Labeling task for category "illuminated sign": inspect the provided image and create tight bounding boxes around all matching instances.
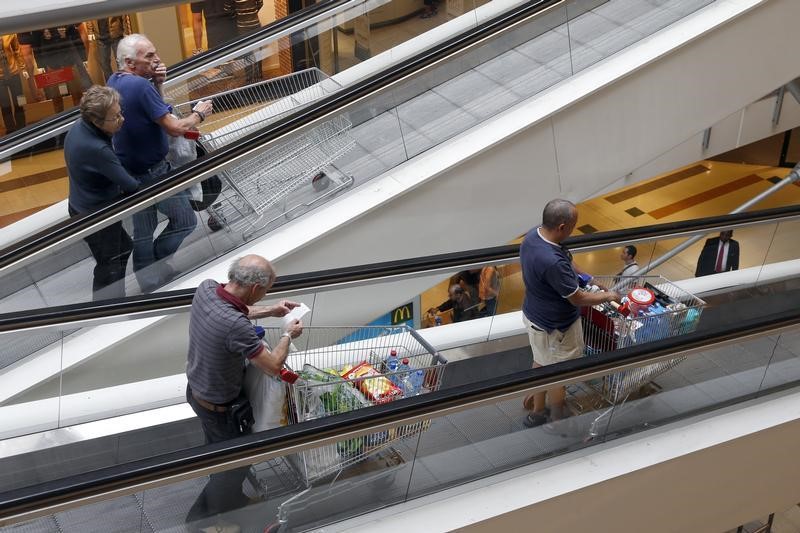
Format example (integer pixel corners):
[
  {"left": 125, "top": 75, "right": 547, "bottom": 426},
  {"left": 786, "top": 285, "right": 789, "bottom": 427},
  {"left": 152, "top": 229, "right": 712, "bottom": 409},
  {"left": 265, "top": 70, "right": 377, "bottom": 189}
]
[{"left": 391, "top": 303, "right": 413, "bottom": 325}]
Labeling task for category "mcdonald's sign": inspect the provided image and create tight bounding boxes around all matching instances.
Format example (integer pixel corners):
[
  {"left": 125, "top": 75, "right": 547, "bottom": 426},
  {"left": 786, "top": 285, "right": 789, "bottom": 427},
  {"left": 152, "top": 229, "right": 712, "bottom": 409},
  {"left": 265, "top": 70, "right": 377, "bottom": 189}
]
[{"left": 391, "top": 302, "right": 414, "bottom": 325}]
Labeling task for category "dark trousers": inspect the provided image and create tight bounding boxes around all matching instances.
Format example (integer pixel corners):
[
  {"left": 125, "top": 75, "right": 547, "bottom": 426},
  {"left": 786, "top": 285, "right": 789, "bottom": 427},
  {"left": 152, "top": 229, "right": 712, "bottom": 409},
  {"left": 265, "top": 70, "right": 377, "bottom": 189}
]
[
  {"left": 69, "top": 206, "right": 132, "bottom": 300},
  {"left": 0, "top": 75, "right": 25, "bottom": 133},
  {"left": 186, "top": 385, "right": 251, "bottom": 526}
]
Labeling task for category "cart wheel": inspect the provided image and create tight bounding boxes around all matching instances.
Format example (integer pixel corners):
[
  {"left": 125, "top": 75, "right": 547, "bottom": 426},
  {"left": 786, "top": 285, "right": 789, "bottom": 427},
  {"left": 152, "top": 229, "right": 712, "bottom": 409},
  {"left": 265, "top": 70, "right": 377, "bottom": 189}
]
[
  {"left": 311, "top": 172, "right": 330, "bottom": 192},
  {"left": 207, "top": 214, "right": 223, "bottom": 232}
]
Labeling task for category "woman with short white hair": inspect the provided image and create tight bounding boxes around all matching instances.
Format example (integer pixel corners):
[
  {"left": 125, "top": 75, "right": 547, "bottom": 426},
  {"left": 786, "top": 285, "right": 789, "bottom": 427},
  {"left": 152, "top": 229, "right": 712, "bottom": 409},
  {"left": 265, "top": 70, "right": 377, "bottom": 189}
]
[{"left": 64, "top": 85, "right": 139, "bottom": 300}]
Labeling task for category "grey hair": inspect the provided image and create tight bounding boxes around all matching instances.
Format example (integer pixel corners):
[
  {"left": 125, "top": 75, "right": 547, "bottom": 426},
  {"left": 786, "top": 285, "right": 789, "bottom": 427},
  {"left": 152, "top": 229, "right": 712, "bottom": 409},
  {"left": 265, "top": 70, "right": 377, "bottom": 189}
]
[
  {"left": 228, "top": 257, "right": 275, "bottom": 288},
  {"left": 79, "top": 85, "right": 120, "bottom": 124},
  {"left": 542, "top": 199, "right": 577, "bottom": 230},
  {"left": 116, "top": 33, "right": 150, "bottom": 68}
]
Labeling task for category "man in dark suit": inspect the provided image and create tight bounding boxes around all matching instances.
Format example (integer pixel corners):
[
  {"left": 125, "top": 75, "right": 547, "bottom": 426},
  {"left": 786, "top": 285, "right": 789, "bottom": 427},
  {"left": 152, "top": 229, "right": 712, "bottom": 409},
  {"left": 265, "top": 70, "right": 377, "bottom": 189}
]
[{"left": 695, "top": 230, "right": 740, "bottom": 277}]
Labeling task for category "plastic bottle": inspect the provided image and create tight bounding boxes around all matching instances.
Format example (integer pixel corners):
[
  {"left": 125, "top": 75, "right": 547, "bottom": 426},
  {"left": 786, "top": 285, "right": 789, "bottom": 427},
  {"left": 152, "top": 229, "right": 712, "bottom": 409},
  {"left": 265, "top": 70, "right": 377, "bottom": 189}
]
[
  {"left": 434, "top": 316, "right": 442, "bottom": 326},
  {"left": 397, "top": 358, "right": 414, "bottom": 396},
  {"left": 386, "top": 349, "right": 398, "bottom": 369},
  {"left": 410, "top": 369, "right": 424, "bottom": 394},
  {"left": 387, "top": 358, "right": 399, "bottom": 385}
]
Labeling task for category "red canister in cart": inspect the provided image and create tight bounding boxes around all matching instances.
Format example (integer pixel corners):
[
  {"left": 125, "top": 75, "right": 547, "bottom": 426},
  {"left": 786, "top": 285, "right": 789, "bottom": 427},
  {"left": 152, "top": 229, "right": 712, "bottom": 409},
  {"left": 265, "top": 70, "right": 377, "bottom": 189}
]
[{"left": 619, "top": 287, "right": 655, "bottom": 317}]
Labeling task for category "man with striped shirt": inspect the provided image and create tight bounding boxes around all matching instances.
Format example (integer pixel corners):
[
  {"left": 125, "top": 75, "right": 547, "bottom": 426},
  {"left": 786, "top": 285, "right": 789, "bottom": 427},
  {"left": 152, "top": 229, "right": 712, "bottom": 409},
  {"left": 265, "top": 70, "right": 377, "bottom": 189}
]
[{"left": 185, "top": 254, "right": 302, "bottom": 530}]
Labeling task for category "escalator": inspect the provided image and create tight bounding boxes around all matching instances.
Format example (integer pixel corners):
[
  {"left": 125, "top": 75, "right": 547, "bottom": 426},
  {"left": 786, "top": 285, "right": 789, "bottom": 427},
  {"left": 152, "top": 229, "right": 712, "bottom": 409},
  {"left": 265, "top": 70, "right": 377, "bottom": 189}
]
[
  {"left": 3, "top": 208, "right": 800, "bottom": 531},
  {"left": 0, "top": 0, "right": 729, "bottom": 315}
]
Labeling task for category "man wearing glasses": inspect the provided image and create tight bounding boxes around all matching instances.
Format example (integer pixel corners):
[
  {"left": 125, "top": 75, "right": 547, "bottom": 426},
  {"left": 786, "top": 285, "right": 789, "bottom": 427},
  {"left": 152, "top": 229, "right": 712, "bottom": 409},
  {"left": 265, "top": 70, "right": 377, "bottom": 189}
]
[
  {"left": 107, "top": 34, "right": 213, "bottom": 292},
  {"left": 64, "top": 86, "right": 139, "bottom": 300}
]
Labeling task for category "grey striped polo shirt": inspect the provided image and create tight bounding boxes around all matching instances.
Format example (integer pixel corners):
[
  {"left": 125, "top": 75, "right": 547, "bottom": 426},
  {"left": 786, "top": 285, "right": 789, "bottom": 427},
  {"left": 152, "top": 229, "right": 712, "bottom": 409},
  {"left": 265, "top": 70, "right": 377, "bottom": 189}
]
[{"left": 186, "top": 279, "right": 263, "bottom": 404}]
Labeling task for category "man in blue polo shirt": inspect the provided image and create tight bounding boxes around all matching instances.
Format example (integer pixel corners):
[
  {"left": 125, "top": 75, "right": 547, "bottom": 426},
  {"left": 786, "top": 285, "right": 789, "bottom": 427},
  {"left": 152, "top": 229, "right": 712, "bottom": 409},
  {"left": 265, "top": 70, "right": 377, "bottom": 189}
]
[
  {"left": 520, "top": 199, "right": 619, "bottom": 428},
  {"left": 107, "top": 33, "right": 213, "bottom": 292}
]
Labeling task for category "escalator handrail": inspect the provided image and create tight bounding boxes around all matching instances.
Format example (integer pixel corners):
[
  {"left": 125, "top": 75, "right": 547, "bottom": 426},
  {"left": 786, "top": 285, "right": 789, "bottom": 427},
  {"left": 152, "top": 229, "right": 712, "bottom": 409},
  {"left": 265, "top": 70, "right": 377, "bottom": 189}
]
[
  {"left": 1, "top": 299, "right": 797, "bottom": 523},
  {"left": 0, "top": 0, "right": 350, "bottom": 160},
  {"left": 0, "top": 0, "right": 563, "bottom": 275},
  {"left": 2, "top": 203, "right": 800, "bottom": 333}
]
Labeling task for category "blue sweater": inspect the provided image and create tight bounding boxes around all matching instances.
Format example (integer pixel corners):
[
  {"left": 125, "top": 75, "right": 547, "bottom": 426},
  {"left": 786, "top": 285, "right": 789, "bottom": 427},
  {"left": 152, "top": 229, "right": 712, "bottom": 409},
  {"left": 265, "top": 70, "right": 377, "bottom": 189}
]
[{"left": 64, "top": 119, "right": 139, "bottom": 213}]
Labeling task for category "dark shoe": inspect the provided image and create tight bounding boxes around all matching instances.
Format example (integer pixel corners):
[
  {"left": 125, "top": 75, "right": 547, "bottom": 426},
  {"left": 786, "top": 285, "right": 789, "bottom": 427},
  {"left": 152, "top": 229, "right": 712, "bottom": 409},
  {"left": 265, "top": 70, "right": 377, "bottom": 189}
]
[{"left": 523, "top": 412, "right": 548, "bottom": 428}]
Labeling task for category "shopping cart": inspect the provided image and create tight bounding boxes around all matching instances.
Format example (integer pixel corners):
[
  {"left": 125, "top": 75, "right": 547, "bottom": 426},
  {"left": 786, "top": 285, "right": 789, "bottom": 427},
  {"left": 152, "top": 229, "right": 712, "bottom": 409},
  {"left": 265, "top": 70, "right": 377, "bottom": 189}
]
[
  {"left": 171, "top": 68, "right": 355, "bottom": 238},
  {"left": 574, "top": 275, "right": 705, "bottom": 436},
  {"left": 256, "top": 325, "right": 446, "bottom": 531}
]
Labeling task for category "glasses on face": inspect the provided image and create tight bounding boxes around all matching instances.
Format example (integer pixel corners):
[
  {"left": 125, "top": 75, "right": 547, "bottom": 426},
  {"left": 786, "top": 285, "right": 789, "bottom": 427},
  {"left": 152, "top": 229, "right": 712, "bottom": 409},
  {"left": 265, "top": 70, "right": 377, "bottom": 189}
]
[{"left": 102, "top": 113, "right": 123, "bottom": 123}]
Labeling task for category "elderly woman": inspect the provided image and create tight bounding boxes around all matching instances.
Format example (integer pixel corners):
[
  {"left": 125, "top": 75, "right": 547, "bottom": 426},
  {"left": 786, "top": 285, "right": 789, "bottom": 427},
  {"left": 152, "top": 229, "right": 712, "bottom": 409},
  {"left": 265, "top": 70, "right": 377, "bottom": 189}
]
[{"left": 64, "top": 85, "right": 139, "bottom": 300}]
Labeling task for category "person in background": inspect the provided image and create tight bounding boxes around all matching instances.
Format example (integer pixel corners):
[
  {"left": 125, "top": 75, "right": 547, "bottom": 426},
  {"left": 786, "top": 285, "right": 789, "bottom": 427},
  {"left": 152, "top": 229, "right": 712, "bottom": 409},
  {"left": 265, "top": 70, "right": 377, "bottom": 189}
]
[
  {"left": 0, "top": 34, "right": 37, "bottom": 134},
  {"left": 108, "top": 33, "right": 212, "bottom": 292},
  {"left": 19, "top": 25, "right": 93, "bottom": 111},
  {"left": 233, "top": 0, "right": 263, "bottom": 83},
  {"left": 450, "top": 269, "right": 480, "bottom": 304},
  {"left": 617, "top": 245, "right": 639, "bottom": 277},
  {"left": 695, "top": 230, "right": 740, "bottom": 277},
  {"left": 520, "top": 199, "right": 619, "bottom": 428},
  {"left": 191, "top": 0, "right": 238, "bottom": 54},
  {"left": 430, "top": 284, "right": 479, "bottom": 324},
  {"left": 92, "top": 16, "right": 125, "bottom": 81},
  {"left": 185, "top": 254, "right": 302, "bottom": 531},
  {"left": 420, "top": 0, "right": 438, "bottom": 18},
  {"left": 64, "top": 86, "right": 139, "bottom": 300},
  {"left": 478, "top": 265, "right": 500, "bottom": 317}
]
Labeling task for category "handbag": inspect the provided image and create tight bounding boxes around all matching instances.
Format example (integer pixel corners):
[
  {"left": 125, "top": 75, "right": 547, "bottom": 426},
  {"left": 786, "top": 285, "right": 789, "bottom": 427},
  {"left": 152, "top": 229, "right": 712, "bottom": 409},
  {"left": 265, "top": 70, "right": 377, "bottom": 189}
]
[{"left": 229, "top": 392, "right": 255, "bottom": 435}]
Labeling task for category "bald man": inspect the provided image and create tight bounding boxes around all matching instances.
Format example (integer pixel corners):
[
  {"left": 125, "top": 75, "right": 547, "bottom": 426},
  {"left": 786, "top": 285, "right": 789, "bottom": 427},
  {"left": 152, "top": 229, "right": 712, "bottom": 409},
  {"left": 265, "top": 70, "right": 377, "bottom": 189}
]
[{"left": 185, "top": 254, "right": 302, "bottom": 527}]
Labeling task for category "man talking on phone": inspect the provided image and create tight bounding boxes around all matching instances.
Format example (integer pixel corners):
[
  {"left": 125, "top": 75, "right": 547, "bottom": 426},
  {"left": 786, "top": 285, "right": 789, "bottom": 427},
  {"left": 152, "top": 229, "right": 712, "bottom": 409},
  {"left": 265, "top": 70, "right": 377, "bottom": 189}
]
[{"left": 108, "top": 34, "right": 213, "bottom": 292}]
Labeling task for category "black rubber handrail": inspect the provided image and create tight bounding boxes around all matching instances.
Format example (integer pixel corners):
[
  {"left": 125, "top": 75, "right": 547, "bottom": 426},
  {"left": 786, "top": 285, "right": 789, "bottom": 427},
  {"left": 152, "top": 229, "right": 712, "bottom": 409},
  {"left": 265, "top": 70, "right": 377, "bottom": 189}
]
[
  {"left": 0, "top": 296, "right": 797, "bottom": 520},
  {"left": 2, "top": 203, "right": 800, "bottom": 332},
  {"left": 0, "top": 0, "right": 558, "bottom": 272},
  {"left": 0, "top": 0, "right": 347, "bottom": 154}
]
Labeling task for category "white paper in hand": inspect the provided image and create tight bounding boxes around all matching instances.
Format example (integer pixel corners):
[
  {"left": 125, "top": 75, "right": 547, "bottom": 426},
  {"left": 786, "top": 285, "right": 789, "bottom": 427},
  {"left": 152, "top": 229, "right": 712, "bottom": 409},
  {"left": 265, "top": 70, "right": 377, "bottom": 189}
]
[{"left": 283, "top": 302, "right": 310, "bottom": 328}]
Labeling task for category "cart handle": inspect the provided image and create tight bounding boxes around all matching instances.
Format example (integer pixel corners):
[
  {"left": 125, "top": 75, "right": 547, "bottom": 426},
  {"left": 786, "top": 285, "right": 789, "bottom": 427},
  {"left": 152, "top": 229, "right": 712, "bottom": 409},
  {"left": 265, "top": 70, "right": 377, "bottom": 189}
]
[{"left": 407, "top": 326, "right": 448, "bottom": 364}]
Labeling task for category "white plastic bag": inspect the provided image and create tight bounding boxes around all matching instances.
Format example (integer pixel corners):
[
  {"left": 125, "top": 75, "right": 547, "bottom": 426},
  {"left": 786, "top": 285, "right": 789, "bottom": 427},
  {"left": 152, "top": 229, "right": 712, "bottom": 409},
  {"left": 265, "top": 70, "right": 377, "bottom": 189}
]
[
  {"left": 165, "top": 117, "right": 203, "bottom": 202},
  {"left": 243, "top": 362, "right": 288, "bottom": 431}
]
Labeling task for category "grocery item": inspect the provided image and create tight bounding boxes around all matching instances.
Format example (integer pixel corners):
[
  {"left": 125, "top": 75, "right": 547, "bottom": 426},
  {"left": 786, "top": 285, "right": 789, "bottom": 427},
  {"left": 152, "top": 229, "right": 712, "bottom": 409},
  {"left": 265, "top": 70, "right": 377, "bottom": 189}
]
[{"left": 342, "top": 361, "right": 403, "bottom": 403}]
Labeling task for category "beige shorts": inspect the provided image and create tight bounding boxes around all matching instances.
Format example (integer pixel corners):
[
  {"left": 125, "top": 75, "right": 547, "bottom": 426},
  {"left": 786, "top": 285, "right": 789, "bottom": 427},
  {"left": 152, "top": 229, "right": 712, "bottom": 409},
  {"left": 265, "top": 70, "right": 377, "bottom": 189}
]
[{"left": 523, "top": 315, "right": 585, "bottom": 366}]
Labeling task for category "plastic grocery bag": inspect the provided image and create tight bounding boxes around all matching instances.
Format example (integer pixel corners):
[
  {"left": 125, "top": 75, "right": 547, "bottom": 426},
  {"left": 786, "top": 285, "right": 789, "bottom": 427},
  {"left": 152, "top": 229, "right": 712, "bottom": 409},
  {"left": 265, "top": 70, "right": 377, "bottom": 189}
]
[
  {"left": 243, "top": 362, "right": 288, "bottom": 431},
  {"left": 165, "top": 117, "right": 203, "bottom": 202}
]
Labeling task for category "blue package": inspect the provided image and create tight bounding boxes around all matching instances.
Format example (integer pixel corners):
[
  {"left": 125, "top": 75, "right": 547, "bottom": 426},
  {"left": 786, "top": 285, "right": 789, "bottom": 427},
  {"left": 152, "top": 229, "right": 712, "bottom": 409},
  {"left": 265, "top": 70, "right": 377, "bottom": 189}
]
[
  {"left": 577, "top": 273, "right": 592, "bottom": 288},
  {"left": 254, "top": 325, "right": 265, "bottom": 339}
]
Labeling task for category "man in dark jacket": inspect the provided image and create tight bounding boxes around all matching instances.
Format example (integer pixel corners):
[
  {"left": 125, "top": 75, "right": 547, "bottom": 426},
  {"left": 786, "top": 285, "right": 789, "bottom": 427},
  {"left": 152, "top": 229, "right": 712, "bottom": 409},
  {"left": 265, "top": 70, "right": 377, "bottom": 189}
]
[{"left": 695, "top": 230, "right": 740, "bottom": 277}]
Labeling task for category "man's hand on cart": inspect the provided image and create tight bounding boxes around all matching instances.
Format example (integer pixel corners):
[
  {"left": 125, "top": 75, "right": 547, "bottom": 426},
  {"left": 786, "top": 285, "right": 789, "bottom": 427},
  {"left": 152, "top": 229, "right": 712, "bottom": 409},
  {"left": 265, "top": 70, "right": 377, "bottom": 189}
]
[{"left": 604, "top": 290, "right": 622, "bottom": 304}]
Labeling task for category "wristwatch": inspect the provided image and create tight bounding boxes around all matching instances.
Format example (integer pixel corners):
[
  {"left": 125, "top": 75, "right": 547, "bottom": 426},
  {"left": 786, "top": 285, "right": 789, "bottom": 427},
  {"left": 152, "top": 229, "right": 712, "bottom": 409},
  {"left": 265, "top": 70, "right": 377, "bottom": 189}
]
[
  {"left": 281, "top": 332, "right": 292, "bottom": 340},
  {"left": 193, "top": 109, "right": 205, "bottom": 122}
]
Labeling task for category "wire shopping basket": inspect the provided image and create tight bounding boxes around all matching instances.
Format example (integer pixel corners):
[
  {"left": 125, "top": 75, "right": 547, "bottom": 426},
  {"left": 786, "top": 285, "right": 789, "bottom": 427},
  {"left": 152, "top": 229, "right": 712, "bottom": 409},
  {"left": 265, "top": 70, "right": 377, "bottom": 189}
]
[
  {"left": 581, "top": 275, "right": 705, "bottom": 404},
  {"left": 260, "top": 325, "right": 447, "bottom": 485},
  {"left": 171, "top": 68, "right": 355, "bottom": 238}
]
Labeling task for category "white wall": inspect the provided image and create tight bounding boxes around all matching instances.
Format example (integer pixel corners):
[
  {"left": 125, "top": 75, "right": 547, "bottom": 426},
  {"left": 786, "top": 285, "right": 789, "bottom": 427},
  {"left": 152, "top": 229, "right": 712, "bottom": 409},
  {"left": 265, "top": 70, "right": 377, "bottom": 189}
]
[{"left": 275, "top": 0, "right": 800, "bottom": 274}]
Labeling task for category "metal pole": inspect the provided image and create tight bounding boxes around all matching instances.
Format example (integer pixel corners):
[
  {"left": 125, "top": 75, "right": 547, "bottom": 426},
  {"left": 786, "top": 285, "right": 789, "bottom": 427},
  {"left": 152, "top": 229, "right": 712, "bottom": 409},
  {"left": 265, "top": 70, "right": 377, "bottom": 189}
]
[{"left": 624, "top": 162, "right": 800, "bottom": 280}]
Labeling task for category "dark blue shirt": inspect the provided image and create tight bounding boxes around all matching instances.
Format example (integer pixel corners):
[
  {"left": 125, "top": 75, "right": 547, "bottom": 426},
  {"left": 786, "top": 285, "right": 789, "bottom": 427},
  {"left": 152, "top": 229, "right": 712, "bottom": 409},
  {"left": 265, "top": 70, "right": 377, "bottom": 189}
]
[
  {"left": 64, "top": 119, "right": 139, "bottom": 213},
  {"left": 520, "top": 227, "right": 580, "bottom": 332},
  {"left": 106, "top": 72, "right": 171, "bottom": 174}
]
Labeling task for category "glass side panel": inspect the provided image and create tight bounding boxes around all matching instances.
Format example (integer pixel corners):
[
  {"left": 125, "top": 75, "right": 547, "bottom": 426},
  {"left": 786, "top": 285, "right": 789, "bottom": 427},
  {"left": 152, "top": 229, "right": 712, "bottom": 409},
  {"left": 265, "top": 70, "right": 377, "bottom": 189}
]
[
  {"left": 5, "top": 320, "right": 799, "bottom": 532},
  {"left": 0, "top": 0, "right": 718, "bottom": 313}
]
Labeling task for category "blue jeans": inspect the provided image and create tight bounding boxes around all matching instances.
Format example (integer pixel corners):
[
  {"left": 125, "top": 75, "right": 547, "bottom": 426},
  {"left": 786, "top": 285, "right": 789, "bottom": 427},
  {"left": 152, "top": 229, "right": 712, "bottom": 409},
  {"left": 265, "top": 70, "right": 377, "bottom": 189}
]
[{"left": 131, "top": 160, "right": 197, "bottom": 290}]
